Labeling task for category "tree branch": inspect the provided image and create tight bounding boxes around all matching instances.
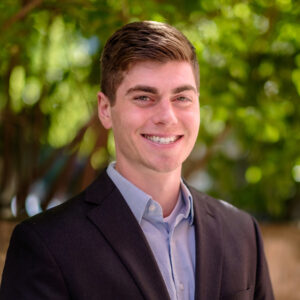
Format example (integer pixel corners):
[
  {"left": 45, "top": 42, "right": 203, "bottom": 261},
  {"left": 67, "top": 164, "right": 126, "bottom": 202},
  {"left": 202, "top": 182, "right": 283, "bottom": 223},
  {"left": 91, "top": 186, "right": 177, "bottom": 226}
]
[{"left": 1, "top": 0, "right": 43, "bottom": 32}]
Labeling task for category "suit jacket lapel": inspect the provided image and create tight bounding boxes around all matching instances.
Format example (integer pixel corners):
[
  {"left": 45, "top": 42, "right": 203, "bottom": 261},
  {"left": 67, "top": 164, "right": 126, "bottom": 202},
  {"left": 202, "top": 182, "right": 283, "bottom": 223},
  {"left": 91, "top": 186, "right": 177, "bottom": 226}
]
[
  {"left": 190, "top": 188, "right": 223, "bottom": 300},
  {"left": 85, "top": 171, "right": 170, "bottom": 300}
]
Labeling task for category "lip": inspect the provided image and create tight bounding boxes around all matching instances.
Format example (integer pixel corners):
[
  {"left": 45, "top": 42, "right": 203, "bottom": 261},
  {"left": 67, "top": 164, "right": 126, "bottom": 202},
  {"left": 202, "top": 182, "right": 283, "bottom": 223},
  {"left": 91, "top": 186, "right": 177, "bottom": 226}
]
[{"left": 141, "top": 134, "right": 183, "bottom": 146}]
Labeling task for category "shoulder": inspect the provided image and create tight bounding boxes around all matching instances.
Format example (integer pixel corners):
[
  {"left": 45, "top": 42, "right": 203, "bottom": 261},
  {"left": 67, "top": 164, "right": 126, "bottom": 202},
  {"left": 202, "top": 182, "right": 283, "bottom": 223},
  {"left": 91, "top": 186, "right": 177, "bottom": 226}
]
[
  {"left": 15, "top": 170, "right": 115, "bottom": 243},
  {"left": 189, "top": 185, "right": 250, "bottom": 217},
  {"left": 189, "top": 186, "right": 264, "bottom": 269},
  {"left": 12, "top": 192, "right": 86, "bottom": 250},
  {"left": 22, "top": 170, "right": 114, "bottom": 227},
  {"left": 188, "top": 185, "right": 257, "bottom": 237}
]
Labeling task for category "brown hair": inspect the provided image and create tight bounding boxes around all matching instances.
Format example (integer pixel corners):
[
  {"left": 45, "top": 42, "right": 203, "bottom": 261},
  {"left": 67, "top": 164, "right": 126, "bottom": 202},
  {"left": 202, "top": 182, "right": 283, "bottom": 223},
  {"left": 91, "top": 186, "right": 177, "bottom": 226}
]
[{"left": 100, "top": 21, "right": 199, "bottom": 104}]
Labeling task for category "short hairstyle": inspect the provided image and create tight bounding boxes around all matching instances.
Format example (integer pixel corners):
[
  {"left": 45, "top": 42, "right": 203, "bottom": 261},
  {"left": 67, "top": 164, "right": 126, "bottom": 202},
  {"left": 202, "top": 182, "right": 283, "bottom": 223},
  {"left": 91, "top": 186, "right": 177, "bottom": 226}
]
[{"left": 100, "top": 21, "right": 199, "bottom": 104}]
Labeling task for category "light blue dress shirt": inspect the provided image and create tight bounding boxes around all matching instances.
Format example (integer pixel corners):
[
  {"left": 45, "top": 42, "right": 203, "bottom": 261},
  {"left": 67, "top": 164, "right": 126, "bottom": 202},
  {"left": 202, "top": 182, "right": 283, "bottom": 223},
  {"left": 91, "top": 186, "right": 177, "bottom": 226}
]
[{"left": 107, "top": 163, "right": 196, "bottom": 300}]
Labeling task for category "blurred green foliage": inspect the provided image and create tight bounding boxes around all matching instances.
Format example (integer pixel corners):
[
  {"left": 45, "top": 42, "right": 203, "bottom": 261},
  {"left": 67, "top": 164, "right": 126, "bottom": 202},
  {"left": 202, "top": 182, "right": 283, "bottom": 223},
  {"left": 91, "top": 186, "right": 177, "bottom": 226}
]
[{"left": 0, "top": 0, "right": 299, "bottom": 219}]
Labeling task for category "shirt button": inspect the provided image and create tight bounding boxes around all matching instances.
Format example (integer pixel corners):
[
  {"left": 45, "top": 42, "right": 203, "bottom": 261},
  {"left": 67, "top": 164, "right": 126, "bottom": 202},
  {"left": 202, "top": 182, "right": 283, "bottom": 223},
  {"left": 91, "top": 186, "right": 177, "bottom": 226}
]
[
  {"left": 179, "top": 283, "right": 184, "bottom": 290},
  {"left": 149, "top": 204, "right": 156, "bottom": 212}
]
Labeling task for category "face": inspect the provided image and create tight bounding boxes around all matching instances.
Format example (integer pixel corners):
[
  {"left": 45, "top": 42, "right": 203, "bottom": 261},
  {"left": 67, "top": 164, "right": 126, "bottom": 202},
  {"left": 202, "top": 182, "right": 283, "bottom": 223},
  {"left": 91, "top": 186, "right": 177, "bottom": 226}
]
[{"left": 98, "top": 61, "right": 200, "bottom": 177}]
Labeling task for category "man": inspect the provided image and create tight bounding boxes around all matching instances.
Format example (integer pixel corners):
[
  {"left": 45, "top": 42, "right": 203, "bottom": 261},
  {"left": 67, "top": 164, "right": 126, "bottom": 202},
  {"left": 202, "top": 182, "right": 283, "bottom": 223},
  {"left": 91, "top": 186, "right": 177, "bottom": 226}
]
[{"left": 0, "top": 21, "right": 274, "bottom": 300}]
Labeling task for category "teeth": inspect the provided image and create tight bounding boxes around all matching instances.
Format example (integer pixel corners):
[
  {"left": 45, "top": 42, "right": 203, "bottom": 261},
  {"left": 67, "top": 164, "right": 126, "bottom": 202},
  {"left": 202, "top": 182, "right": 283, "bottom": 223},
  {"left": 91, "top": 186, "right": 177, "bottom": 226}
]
[{"left": 144, "top": 135, "right": 179, "bottom": 144}]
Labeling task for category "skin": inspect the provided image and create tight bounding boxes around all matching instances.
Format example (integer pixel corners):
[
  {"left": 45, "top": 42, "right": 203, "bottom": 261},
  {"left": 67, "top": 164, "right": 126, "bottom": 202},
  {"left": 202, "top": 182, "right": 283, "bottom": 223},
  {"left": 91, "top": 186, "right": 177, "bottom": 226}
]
[{"left": 98, "top": 61, "right": 200, "bottom": 216}]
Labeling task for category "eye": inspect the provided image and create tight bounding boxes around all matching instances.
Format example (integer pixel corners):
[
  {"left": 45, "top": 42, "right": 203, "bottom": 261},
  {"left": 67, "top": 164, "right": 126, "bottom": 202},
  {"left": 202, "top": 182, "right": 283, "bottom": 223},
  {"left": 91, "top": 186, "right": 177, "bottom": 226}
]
[
  {"left": 134, "top": 95, "right": 151, "bottom": 101},
  {"left": 175, "top": 96, "right": 191, "bottom": 102}
]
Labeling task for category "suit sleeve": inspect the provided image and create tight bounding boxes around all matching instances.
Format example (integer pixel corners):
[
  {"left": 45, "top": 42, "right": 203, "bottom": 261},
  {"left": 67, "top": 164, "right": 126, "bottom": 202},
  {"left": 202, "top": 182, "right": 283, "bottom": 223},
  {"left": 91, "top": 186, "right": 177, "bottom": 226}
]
[
  {"left": 0, "top": 222, "right": 70, "bottom": 300},
  {"left": 252, "top": 218, "right": 275, "bottom": 300}
]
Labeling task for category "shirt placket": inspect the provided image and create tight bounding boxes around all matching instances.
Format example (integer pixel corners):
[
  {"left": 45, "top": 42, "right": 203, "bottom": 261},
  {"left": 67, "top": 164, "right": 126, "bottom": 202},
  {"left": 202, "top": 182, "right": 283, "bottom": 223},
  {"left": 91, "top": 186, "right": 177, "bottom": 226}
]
[{"left": 167, "top": 215, "right": 186, "bottom": 300}]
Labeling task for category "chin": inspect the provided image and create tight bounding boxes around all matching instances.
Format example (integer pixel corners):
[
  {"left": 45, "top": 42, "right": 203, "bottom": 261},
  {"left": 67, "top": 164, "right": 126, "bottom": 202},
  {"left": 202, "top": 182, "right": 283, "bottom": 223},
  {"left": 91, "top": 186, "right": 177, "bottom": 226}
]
[{"left": 146, "top": 159, "right": 183, "bottom": 174}]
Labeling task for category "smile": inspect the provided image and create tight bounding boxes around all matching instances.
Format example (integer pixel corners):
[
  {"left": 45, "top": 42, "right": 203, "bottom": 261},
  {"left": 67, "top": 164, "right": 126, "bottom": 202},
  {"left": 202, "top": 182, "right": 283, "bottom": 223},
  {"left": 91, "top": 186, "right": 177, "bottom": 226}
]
[{"left": 142, "top": 134, "right": 182, "bottom": 144}]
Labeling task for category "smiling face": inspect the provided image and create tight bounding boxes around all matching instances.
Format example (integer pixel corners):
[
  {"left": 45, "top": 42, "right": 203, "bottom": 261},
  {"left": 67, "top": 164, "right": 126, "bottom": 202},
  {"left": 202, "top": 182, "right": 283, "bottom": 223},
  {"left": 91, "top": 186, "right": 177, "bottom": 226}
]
[{"left": 98, "top": 60, "right": 200, "bottom": 179}]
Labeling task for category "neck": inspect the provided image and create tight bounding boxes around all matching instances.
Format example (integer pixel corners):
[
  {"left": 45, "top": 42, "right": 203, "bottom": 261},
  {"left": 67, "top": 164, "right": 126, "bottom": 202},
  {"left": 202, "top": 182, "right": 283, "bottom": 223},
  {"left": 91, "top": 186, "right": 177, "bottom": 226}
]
[{"left": 115, "top": 162, "right": 182, "bottom": 217}]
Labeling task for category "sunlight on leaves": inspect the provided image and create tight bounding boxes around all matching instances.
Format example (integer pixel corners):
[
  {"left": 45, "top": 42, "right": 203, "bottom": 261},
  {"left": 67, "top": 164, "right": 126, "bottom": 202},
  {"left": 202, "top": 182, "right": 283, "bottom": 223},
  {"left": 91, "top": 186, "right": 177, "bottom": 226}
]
[
  {"left": 9, "top": 66, "right": 26, "bottom": 112},
  {"left": 22, "top": 77, "right": 41, "bottom": 105},
  {"left": 245, "top": 166, "right": 262, "bottom": 184}
]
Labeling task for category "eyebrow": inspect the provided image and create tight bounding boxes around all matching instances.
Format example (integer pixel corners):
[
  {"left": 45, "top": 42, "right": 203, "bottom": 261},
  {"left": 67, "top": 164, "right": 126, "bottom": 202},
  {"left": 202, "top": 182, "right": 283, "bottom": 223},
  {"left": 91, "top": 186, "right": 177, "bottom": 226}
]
[
  {"left": 125, "top": 84, "right": 197, "bottom": 95},
  {"left": 171, "top": 85, "right": 197, "bottom": 94},
  {"left": 126, "top": 85, "right": 158, "bottom": 95}
]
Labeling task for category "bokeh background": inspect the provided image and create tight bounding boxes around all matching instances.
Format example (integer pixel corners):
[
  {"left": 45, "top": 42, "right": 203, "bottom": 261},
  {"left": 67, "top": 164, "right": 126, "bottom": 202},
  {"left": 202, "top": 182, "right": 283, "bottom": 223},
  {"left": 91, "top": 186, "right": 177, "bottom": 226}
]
[{"left": 0, "top": 0, "right": 299, "bottom": 299}]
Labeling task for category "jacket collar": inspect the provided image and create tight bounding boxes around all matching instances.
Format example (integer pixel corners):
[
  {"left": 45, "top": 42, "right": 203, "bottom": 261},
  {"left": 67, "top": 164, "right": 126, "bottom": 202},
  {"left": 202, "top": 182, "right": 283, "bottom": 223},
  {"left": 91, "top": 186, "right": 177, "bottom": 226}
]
[
  {"left": 85, "top": 171, "right": 170, "bottom": 300},
  {"left": 190, "top": 187, "right": 223, "bottom": 300}
]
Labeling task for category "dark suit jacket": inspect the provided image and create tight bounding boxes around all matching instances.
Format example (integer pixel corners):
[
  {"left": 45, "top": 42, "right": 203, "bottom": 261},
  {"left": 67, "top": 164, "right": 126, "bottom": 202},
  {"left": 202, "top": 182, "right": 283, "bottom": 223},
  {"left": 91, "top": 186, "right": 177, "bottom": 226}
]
[{"left": 0, "top": 171, "right": 274, "bottom": 300}]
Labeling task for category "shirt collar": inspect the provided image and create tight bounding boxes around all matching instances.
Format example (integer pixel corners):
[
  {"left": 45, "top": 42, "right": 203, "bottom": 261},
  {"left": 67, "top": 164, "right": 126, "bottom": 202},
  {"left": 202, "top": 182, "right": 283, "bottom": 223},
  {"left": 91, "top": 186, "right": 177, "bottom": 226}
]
[
  {"left": 106, "top": 162, "right": 194, "bottom": 225},
  {"left": 107, "top": 162, "right": 150, "bottom": 224},
  {"left": 180, "top": 179, "right": 194, "bottom": 225}
]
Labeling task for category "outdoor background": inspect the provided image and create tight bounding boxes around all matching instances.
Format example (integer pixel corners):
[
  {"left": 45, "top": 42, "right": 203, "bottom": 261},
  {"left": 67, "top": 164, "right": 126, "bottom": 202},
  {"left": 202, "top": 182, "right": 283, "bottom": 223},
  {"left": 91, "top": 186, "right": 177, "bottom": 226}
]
[{"left": 0, "top": 0, "right": 299, "bottom": 299}]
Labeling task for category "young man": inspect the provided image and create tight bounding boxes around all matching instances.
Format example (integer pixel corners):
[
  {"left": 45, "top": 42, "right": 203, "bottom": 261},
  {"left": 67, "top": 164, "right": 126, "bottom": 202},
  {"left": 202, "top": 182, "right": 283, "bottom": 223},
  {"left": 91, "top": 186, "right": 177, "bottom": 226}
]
[{"left": 1, "top": 21, "right": 274, "bottom": 300}]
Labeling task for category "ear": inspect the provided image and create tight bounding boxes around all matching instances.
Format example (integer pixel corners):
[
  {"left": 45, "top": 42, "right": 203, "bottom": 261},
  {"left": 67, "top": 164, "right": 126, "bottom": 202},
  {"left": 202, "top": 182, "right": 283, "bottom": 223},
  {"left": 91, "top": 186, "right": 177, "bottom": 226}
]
[{"left": 97, "top": 92, "right": 112, "bottom": 129}]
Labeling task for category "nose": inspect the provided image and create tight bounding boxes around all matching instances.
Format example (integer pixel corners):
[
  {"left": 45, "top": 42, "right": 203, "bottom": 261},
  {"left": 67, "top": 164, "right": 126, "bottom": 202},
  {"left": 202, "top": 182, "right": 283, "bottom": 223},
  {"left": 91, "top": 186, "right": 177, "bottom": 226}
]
[{"left": 152, "top": 99, "right": 178, "bottom": 125}]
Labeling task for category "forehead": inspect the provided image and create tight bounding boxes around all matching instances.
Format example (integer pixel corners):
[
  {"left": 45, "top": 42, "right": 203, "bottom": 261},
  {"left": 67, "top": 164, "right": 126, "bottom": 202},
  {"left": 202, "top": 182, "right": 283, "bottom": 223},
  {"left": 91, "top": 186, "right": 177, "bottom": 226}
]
[{"left": 118, "top": 61, "right": 198, "bottom": 94}]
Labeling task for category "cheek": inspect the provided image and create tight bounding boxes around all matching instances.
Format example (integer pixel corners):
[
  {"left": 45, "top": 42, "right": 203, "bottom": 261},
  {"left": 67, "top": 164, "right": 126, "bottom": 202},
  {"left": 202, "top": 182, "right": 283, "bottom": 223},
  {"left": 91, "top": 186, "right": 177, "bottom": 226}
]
[
  {"left": 111, "top": 110, "right": 143, "bottom": 135},
  {"left": 183, "top": 110, "right": 200, "bottom": 131},
  {"left": 124, "top": 109, "right": 150, "bottom": 128}
]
